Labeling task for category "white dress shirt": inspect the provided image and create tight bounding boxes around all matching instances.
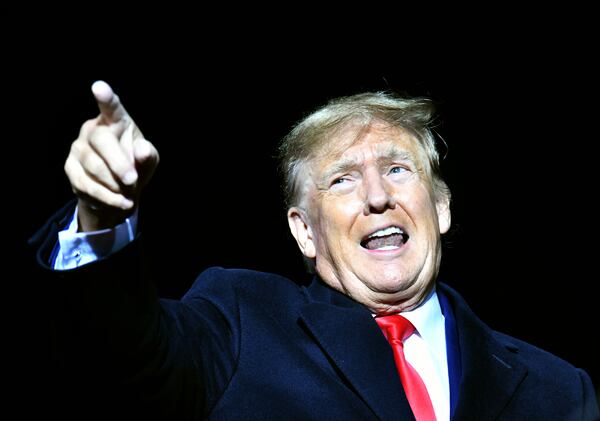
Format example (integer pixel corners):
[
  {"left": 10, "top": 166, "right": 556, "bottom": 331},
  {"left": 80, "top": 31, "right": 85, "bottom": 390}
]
[
  {"left": 53, "top": 209, "right": 450, "bottom": 419},
  {"left": 399, "top": 291, "right": 450, "bottom": 421},
  {"left": 53, "top": 207, "right": 138, "bottom": 270}
]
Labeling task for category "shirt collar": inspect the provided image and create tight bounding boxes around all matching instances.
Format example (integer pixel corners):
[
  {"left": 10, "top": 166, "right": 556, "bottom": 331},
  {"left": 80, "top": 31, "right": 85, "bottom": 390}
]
[{"left": 400, "top": 289, "right": 445, "bottom": 353}]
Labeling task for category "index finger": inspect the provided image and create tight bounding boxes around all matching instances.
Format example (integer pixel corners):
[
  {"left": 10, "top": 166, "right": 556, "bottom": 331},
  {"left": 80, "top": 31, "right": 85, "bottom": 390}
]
[{"left": 91, "top": 80, "right": 127, "bottom": 123}]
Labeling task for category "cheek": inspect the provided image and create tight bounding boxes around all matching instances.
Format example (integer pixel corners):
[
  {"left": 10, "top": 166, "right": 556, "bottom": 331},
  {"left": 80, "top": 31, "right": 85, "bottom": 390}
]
[
  {"left": 400, "top": 189, "right": 440, "bottom": 231},
  {"left": 316, "top": 199, "right": 360, "bottom": 246}
]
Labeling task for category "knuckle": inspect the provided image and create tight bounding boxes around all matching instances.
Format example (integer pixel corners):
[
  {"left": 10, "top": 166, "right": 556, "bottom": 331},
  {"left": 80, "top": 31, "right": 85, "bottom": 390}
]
[
  {"left": 88, "top": 131, "right": 101, "bottom": 148},
  {"left": 64, "top": 157, "right": 72, "bottom": 175},
  {"left": 83, "top": 155, "right": 101, "bottom": 175},
  {"left": 64, "top": 158, "right": 80, "bottom": 184},
  {"left": 78, "top": 119, "right": 96, "bottom": 137},
  {"left": 70, "top": 140, "right": 83, "bottom": 156},
  {"left": 71, "top": 175, "right": 87, "bottom": 195},
  {"left": 81, "top": 118, "right": 96, "bottom": 130},
  {"left": 89, "top": 126, "right": 110, "bottom": 146}
]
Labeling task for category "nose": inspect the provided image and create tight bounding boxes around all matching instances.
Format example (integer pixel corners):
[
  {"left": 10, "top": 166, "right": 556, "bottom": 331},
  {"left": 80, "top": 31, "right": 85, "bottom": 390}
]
[{"left": 362, "top": 169, "right": 395, "bottom": 215}]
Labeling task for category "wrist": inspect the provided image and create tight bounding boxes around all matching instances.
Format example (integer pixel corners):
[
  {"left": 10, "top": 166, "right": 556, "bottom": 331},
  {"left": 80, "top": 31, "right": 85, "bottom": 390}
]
[{"left": 77, "top": 199, "right": 136, "bottom": 232}]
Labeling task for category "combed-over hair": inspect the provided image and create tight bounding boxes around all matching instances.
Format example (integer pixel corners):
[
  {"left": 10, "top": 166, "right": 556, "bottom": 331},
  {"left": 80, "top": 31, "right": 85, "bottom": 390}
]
[{"left": 278, "top": 92, "right": 450, "bottom": 209}]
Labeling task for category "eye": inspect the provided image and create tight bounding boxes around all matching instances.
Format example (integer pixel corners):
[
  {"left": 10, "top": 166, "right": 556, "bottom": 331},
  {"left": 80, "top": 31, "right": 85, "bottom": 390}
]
[
  {"left": 331, "top": 177, "right": 348, "bottom": 185},
  {"left": 329, "top": 175, "right": 356, "bottom": 192},
  {"left": 389, "top": 166, "right": 407, "bottom": 174}
]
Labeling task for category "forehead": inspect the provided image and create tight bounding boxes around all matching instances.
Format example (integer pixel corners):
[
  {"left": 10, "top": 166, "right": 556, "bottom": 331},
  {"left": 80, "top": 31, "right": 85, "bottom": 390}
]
[{"left": 312, "top": 121, "right": 424, "bottom": 170}]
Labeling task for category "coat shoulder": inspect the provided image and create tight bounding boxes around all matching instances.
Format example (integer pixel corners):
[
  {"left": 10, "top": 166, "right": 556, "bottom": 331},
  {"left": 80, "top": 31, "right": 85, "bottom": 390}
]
[
  {"left": 492, "top": 329, "right": 582, "bottom": 377},
  {"left": 182, "top": 266, "right": 306, "bottom": 310},
  {"left": 491, "top": 330, "right": 599, "bottom": 419}
]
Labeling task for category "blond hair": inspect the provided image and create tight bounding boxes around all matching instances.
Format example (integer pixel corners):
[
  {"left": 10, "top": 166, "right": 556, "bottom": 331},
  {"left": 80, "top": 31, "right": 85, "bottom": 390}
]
[{"left": 278, "top": 92, "right": 450, "bottom": 208}]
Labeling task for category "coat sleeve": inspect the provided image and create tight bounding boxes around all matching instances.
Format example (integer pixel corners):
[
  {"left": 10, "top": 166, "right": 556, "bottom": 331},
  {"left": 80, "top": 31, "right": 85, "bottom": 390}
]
[
  {"left": 578, "top": 369, "right": 600, "bottom": 421},
  {"left": 27, "top": 202, "right": 237, "bottom": 420}
]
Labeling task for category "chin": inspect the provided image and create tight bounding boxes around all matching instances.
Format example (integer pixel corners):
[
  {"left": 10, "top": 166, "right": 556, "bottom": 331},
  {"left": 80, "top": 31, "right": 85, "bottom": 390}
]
[{"left": 363, "top": 272, "right": 415, "bottom": 294}]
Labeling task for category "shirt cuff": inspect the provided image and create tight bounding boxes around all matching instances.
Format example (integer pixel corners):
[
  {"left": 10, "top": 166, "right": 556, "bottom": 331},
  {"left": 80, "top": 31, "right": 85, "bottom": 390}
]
[{"left": 53, "top": 207, "right": 138, "bottom": 270}]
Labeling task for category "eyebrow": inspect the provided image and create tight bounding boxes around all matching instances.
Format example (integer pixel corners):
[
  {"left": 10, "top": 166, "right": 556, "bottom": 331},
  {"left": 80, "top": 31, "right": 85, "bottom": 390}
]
[{"left": 319, "top": 144, "right": 416, "bottom": 183}]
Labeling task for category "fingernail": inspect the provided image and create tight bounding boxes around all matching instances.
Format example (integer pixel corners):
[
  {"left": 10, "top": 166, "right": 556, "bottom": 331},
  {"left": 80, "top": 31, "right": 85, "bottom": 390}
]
[{"left": 122, "top": 170, "right": 138, "bottom": 185}]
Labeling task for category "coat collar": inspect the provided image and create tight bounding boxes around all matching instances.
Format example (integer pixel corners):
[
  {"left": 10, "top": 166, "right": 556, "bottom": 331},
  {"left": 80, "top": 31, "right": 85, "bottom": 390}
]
[
  {"left": 300, "top": 277, "right": 415, "bottom": 420},
  {"left": 301, "top": 279, "right": 529, "bottom": 421},
  {"left": 438, "top": 283, "right": 528, "bottom": 421}
]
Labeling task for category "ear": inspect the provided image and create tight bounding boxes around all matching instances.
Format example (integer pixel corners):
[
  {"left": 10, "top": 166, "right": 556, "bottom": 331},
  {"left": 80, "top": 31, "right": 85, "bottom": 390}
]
[
  {"left": 287, "top": 207, "right": 316, "bottom": 258},
  {"left": 436, "top": 195, "right": 451, "bottom": 234}
]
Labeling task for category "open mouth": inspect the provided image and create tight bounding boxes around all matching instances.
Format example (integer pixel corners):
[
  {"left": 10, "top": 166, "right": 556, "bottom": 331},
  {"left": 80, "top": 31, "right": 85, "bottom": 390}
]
[{"left": 360, "top": 226, "right": 409, "bottom": 251}]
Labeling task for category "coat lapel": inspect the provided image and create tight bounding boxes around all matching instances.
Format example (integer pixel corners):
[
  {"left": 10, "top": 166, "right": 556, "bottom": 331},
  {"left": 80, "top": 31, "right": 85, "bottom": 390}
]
[
  {"left": 300, "top": 280, "right": 529, "bottom": 420},
  {"left": 439, "top": 284, "right": 528, "bottom": 421},
  {"left": 300, "top": 279, "right": 415, "bottom": 420}
]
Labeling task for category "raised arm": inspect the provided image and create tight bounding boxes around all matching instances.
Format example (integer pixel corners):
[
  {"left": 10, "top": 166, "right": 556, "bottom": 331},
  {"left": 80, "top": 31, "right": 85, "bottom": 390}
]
[
  {"left": 64, "top": 81, "right": 159, "bottom": 231},
  {"left": 28, "top": 82, "right": 237, "bottom": 419}
]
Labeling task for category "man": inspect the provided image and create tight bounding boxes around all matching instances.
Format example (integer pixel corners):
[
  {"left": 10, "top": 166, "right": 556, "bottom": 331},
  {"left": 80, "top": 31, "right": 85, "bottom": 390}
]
[{"left": 30, "top": 81, "right": 599, "bottom": 420}]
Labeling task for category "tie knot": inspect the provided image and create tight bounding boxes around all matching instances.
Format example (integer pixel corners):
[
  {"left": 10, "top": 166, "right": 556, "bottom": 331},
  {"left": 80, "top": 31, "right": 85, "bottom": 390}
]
[{"left": 375, "top": 314, "right": 415, "bottom": 343}]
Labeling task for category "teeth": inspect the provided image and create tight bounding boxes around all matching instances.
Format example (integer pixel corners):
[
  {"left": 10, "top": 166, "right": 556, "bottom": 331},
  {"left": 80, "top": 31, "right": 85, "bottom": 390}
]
[
  {"left": 368, "top": 226, "right": 403, "bottom": 239},
  {"left": 375, "top": 245, "right": 400, "bottom": 251}
]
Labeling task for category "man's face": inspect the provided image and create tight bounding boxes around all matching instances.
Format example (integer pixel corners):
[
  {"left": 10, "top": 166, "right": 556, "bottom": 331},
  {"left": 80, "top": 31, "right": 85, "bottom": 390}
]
[{"left": 288, "top": 122, "right": 450, "bottom": 314}]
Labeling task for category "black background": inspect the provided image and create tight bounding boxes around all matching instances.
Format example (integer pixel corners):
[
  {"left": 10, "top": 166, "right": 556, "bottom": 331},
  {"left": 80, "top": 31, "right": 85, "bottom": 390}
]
[{"left": 7, "top": 23, "right": 599, "bottom": 415}]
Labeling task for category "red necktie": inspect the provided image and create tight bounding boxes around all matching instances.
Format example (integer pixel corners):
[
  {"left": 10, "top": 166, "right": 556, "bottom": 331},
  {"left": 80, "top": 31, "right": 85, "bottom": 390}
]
[{"left": 376, "top": 315, "right": 437, "bottom": 421}]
